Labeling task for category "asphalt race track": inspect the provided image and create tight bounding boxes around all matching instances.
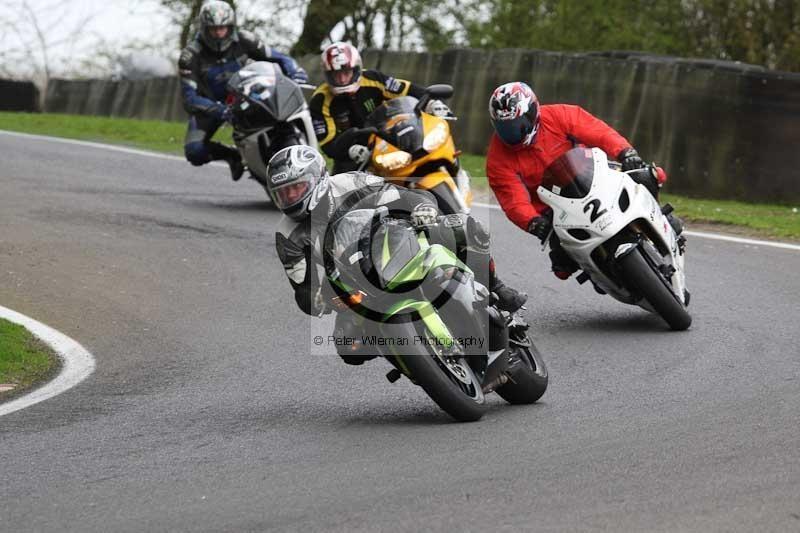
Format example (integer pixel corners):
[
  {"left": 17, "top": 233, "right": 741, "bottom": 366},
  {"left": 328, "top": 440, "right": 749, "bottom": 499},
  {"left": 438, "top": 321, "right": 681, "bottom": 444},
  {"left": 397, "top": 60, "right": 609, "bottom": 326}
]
[{"left": 1, "top": 133, "right": 799, "bottom": 532}]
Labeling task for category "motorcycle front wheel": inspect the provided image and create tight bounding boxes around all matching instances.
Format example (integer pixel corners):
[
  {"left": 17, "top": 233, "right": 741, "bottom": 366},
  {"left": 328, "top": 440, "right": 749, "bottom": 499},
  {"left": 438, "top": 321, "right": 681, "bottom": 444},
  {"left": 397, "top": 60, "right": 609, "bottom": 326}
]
[
  {"left": 495, "top": 341, "right": 548, "bottom": 405},
  {"left": 398, "top": 325, "right": 486, "bottom": 422},
  {"left": 618, "top": 248, "right": 692, "bottom": 331}
]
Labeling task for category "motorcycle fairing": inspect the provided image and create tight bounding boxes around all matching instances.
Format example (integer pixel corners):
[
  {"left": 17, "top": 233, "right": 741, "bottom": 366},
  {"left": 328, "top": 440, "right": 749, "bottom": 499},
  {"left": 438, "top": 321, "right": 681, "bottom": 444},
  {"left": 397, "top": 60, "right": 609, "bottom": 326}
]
[{"left": 537, "top": 148, "right": 686, "bottom": 304}]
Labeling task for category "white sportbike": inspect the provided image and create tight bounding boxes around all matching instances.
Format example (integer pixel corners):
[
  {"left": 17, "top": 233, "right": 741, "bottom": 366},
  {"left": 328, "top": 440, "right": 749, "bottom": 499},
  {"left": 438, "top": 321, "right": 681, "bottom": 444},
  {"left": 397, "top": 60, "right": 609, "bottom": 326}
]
[{"left": 537, "top": 147, "right": 691, "bottom": 330}]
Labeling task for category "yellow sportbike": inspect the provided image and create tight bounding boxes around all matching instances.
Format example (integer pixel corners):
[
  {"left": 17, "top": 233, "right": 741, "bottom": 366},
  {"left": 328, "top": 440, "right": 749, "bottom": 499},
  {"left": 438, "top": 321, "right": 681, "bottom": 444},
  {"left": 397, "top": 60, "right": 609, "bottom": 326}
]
[{"left": 338, "top": 85, "right": 472, "bottom": 214}]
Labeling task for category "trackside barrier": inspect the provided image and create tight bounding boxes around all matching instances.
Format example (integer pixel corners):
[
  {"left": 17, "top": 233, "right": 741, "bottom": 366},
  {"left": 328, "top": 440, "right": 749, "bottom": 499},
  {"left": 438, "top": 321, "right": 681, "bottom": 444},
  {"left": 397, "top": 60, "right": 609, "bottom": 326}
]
[
  {"left": 40, "top": 49, "right": 800, "bottom": 202},
  {"left": 0, "top": 79, "right": 40, "bottom": 112}
]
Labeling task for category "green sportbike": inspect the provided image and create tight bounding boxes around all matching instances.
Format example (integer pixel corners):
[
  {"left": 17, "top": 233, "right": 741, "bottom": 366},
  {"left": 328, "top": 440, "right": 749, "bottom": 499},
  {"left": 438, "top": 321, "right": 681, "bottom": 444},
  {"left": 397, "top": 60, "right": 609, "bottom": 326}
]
[{"left": 323, "top": 207, "right": 548, "bottom": 422}]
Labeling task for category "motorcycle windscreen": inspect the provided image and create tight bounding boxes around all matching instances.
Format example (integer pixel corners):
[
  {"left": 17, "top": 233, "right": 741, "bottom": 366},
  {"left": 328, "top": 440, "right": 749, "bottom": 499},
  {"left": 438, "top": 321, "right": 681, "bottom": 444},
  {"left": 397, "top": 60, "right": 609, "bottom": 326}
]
[
  {"left": 369, "top": 220, "right": 420, "bottom": 289},
  {"left": 228, "top": 62, "right": 304, "bottom": 129},
  {"left": 366, "top": 96, "right": 424, "bottom": 153},
  {"left": 541, "top": 147, "right": 596, "bottom": 199},
  {"left": 228, "top": 64, "right": 280, "bottom": 131},
  {"left": 271, "top": 76, "right": 306, "bottom": 121},
  {"left": 325, "top": 208, "right": 381, "bottom": 285}
]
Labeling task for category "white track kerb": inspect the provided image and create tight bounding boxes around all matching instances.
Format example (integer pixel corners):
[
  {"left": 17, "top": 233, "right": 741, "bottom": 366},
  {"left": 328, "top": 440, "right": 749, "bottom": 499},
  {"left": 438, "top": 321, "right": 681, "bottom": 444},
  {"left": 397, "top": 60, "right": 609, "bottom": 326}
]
[{"left": 0, "top": 305, "right": 96, "bottom": 417}]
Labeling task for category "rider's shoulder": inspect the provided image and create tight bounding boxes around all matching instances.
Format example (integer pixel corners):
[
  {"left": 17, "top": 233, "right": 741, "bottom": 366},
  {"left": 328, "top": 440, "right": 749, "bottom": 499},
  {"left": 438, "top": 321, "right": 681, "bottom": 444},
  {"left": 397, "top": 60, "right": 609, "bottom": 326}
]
[
  {"left": 276, "top": 214, "right": 309, "bottom": 241},
  {"left": 311, "top": 83, "right": 332, "bottom": 98},
  {"left": 237, "top": 29, "right": 263, "bottom": 49},
  {"left": 179, "top": 39, "right": 202, "bottom": 65},
  {"left": 330, "top": 171, "right": 383, "bottom": 193},
  {"left": 361, "top": 69, "right": 384, "bottom": 81},
  {"left": 541, "top": 103, "right": 584, "bottom": 119},
  {"left": 363, "top": 70, "right": 408, "bottom": 94}
]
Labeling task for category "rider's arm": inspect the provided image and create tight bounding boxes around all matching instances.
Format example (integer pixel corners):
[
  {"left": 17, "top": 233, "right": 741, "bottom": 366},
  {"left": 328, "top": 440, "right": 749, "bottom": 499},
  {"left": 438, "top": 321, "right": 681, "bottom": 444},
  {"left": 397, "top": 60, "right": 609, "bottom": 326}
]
[
  {"left": 376, "top": 183, "right": 438, "bottom": 215},
  {"left": 276, "top": 231, "right": 324, "bottom": 317},
  {"left": 558, "top": 104, "right": 631, "bottom": 160},
  {"left": 178, "top": 45, "right": 227, "bottom": 119},
  {"left": 362, "top": 70, "right": 426, "bottom": 99},
  {"left": 309, "top": 88, "right": 348, "bottom": 161},
  {"left": 240, "top": 30, "right": 306, "bottom": 80},
  {"left": 486, "top": 136, "right": 541, "bottom": 231}
]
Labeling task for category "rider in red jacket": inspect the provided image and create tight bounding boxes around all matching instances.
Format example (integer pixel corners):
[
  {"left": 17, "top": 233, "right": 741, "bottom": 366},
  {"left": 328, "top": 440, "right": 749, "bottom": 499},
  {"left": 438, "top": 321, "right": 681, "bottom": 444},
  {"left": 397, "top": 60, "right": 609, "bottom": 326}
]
[{"left": 486, "top": 82, "right": 668, "bottom": 279}]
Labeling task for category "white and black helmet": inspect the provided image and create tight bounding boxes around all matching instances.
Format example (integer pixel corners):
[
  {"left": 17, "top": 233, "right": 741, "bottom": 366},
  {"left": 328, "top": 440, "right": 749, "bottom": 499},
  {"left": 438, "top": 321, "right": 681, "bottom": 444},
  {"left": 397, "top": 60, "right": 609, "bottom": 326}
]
[
  {"left": 198, "top": 0, "right": 237, "bottom": 53},
  {"left": 266, "top": 146, "right": 330, "bottom": 221}
]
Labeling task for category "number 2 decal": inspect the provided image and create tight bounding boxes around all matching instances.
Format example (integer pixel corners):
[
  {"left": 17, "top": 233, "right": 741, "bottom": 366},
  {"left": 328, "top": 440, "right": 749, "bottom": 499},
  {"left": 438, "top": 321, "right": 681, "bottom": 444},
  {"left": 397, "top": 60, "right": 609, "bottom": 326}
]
[{"left": 583, "top": 199, "right": 608, "bottom": 222}]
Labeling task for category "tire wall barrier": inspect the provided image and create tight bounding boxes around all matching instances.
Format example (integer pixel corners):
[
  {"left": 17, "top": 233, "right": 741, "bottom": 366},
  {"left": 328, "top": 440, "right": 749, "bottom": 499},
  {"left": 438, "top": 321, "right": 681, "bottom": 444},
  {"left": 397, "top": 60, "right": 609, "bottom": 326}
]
[
  {"left": 42, "top": 48, "right": 800, "bottom": 201},
  {"left": 0, "top": 79, "right": 40, "bottom": 112}
]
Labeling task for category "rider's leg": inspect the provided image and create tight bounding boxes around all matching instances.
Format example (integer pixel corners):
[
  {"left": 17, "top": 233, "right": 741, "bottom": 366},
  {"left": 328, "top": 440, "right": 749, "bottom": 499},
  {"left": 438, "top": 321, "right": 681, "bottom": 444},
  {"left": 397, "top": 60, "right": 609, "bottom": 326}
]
[
  {"left": 628, "top": 168, "right": 683, "bottom": 235},
  {"left": 184, "top": 114, "right": 244, "bottom": 181},
  {"left": 548, "top": 233, "right": 579, "bottom": 280},
  {"left": 427, "top": 214, "right": 527, "bottom": 312}
]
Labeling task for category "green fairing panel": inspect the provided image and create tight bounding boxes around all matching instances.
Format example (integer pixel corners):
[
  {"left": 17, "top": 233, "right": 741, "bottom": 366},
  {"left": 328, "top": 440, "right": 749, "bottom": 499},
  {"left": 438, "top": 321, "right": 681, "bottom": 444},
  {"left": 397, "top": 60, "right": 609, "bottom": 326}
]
[
  {"left": 385, "top": 244, "right": 468, "bottom": 290},
  {"left": 383, "top": 299, "right": 453, "bottom": 348}
]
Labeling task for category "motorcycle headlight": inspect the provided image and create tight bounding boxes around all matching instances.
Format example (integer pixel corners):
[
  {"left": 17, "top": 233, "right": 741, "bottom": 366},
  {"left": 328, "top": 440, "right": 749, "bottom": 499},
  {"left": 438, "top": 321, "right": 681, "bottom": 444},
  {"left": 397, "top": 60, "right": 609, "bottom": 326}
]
[
  {"left": 375, "top": 151, "right": 412, "bottom": 170},
  {"left": 423, "top": 122, "right": 448, "bottom": 152}
]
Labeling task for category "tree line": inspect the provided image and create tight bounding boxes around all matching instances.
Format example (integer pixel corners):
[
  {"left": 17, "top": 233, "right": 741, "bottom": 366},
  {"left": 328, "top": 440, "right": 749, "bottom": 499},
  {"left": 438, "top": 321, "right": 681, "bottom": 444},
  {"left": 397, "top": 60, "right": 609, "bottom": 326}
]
[{"left": 264, "top": 0, "right": 800, "bottom": 72}]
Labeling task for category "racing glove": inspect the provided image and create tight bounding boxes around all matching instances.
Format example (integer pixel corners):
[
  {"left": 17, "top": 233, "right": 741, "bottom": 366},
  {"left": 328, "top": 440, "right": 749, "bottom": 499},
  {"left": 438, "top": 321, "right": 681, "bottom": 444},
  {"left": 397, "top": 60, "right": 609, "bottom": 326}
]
[
  {"left": 210, "top": 103, "right": 232, "bottom": 122},
  {"left": 410, "top": 203, "right": 439, "bottom": 229},
  {"left": 527, "top": 209, "right": 553, "bottom": 244},
  {"left": 348, "top": 144, "right": 371, "bottom": 165},
  {"left": 291, "top": 67, "right": 309, "bottom": 84},
  {"left": 425, "top": 99, "right": 455, "bottom": 120},
  {"left": 618, "top": 147, "right": 645, "bottom": 171}
]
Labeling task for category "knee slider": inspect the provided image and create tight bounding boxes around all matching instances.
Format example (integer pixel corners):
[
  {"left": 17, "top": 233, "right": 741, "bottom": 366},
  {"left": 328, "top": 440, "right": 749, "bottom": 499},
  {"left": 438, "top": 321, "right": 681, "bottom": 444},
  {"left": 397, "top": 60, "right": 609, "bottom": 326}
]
[
  {"left": 466, "top": 216, "right": 491, "bottom": 254},
  {"left": 184, "top": 142, "right": 210, "bottom": 166}
]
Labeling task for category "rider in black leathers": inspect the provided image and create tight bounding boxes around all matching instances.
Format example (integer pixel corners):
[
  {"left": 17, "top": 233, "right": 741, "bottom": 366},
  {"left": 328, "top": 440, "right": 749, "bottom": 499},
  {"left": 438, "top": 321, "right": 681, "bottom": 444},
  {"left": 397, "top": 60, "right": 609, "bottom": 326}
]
[{"left": 178, "top": 0, "right": 308, "bottom": 181}]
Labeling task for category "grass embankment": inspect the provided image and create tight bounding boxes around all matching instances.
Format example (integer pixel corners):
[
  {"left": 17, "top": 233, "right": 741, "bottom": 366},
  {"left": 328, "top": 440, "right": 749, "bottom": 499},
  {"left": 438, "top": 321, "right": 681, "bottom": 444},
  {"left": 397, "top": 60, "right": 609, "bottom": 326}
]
[
  {"left": 2, "top": 111, "right": 798, "bottom": 240},
  {"left": 0, "top": 318, "right": 60, "bottom": 401}
]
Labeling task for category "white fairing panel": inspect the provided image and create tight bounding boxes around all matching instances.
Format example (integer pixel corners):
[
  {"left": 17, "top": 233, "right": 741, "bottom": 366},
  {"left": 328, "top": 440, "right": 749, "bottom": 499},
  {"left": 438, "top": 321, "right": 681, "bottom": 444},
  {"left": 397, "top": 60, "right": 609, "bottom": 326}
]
[
  {"left": 537, "top": 148, "right": 687, "bottom": 308},
  {"left": 235, "top": 107, "right": 318, "bottom": 182}
]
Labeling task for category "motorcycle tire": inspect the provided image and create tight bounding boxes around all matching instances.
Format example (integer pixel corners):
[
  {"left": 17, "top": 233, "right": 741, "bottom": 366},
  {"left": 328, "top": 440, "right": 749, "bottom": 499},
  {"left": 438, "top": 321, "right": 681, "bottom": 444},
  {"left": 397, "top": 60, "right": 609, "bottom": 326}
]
[
  {"left": 428, "top": 182, "right": 463, "bottom": 215},
  {"left": 495, "top": 341, "right": 548, "bottom": 405},
  {"left": 399, "top": 325, "right": 486, "bottom": 422},
  {"left": 618, "top": 248, "right": 692, "bottom": 331}
]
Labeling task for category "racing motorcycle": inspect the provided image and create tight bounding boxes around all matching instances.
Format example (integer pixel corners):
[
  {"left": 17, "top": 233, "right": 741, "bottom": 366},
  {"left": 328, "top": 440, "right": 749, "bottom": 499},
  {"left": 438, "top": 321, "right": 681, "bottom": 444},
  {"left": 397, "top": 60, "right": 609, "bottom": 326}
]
[
  {"left": 537, "top": 147, "right": 691, "bottom": 330},
  {"left": 323, "top": 206, "right": 548, "bottom": 422},
  {"left": 226, "top": 61, "right": 317, "bottom": 195},
  {"left": 331, "top": 85, "right": 472, "bottom": 215}
]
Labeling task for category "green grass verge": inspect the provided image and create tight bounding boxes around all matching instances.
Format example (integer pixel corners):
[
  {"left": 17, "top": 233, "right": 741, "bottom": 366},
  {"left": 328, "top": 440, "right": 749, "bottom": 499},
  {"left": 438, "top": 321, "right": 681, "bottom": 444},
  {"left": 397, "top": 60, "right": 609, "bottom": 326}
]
[
  {"left": 0, "top": 111, "right": 190, "bottom": 154},
  {"left": 1, "top": 111, "right": 798, "bottom": 239},
  {"left": 0, "top": 318, "right": 60, "bottom": 401},
  {"left": 659, "top": 194, "right": 799, "bottom": 240}
]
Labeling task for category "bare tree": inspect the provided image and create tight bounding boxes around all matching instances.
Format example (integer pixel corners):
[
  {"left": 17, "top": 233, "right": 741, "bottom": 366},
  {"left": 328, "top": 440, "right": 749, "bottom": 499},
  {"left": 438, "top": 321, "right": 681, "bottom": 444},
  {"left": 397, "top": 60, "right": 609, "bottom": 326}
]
[
  {"left": 0, "top": 0, "right": 102, "bottom": 85},
  {"left": 160, "top": 0, "right": 304, "bottom": 53},
  {"left": 290, "top": 0, "right": 472, "bottom": 55},
  {"left": 160, "top": 0, "right": 206, "bottom": 50}
]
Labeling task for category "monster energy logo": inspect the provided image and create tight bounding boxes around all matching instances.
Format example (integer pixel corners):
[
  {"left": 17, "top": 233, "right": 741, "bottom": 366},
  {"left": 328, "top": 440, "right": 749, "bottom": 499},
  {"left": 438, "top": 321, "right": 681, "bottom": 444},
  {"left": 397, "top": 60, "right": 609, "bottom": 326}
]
[{"left": 364, "top": 100, "right": 376, "bottom": 113}]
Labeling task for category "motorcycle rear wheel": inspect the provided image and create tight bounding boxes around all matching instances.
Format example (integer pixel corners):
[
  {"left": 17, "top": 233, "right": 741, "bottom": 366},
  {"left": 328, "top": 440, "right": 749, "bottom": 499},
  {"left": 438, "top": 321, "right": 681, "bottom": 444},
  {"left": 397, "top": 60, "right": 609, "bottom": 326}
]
[
  {"left": 619, "top": 248, "right": 692, "bottom": 331},
  {"left": 399, "top": 326, "right": 486, "bottom": 422}
]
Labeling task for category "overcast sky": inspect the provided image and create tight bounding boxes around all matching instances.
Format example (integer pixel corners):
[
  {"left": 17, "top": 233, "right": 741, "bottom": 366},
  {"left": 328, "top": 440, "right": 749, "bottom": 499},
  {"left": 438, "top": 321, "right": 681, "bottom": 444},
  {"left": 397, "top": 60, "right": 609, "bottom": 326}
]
[{"left": 0, "top": 0, "right": 307, "bottom": 81}]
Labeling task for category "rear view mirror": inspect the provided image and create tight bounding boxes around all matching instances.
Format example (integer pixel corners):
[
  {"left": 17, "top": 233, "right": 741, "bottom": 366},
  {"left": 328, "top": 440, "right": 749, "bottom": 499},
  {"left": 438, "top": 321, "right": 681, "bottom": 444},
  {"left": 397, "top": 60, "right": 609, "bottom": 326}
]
[
  {"left": 426, "top": 84, "right": 454, "bottom": 100},
  {"left": 415, "top": 84, "right": 454, "bottom": 114}
]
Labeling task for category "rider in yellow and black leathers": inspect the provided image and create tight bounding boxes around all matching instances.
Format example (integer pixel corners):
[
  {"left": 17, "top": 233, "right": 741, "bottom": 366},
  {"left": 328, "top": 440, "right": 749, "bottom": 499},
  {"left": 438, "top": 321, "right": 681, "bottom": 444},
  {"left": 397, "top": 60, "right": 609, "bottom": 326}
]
[{"left": 309, "top": 42, "right": 428, "bottom": 173}]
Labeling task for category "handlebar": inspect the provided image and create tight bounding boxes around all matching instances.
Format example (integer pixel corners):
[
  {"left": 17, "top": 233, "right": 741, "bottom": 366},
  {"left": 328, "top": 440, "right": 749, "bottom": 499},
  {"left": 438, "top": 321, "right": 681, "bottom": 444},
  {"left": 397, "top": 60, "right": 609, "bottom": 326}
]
[{"left": 329, "top": 126, "right": 379, "bottom": 154}]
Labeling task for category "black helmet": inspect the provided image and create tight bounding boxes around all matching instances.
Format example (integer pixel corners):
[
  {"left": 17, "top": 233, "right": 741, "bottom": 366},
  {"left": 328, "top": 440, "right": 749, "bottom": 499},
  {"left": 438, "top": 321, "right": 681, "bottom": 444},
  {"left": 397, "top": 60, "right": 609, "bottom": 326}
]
[
  {"left": 266, "top": 146, "right": 329, "bottom": 221},
  {"left": 198, "top": 1, "right": 237, "bottom": 53}
]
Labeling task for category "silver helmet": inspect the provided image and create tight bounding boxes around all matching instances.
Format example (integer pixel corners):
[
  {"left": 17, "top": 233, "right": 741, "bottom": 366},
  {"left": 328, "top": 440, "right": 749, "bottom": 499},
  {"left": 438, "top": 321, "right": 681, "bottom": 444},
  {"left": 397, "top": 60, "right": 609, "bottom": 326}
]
[
  {"left": 198, "top": 1, "right": 237, "bottom": 53},
  {"left": 266, "top": 146, "right": 330, "bottom": 221}
]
